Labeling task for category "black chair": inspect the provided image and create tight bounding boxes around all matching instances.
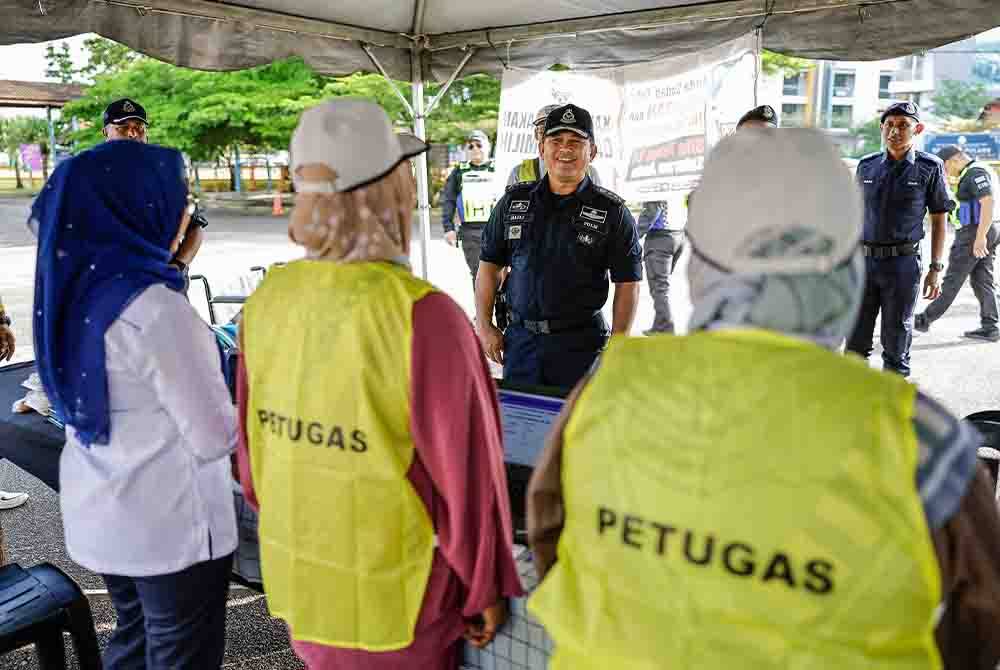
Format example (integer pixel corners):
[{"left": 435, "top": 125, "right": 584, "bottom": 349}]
[
  {"left": 964, "top": 412, "right": 1000, "bottom": 490},
  {"left": 0, "top": 562, "right": 101, "bottom": 669}
]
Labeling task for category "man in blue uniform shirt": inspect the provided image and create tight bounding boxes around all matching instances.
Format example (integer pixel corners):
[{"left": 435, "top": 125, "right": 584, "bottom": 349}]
[
  {"left": 845, "top": 101, "right": 953, "bottom": 376},
  {"left": 476, "top": 104, "right": 642, "bottom": 389},
  {"left": 915, "top": 144, "right": 999, "bottom": 341}
]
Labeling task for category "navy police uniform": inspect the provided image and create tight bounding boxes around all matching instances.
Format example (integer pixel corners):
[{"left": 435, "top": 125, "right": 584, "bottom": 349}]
[
  {"left": 845, "top": 102, "right": 953, "bottom": 376},
  {"left": 481, "top": 174, "right": 641, "bottom": 389}
]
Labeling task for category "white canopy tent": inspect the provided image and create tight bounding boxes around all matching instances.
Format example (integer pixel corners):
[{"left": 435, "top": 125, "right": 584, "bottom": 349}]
[{"left": 5, "top": 0, "right": 1000, "bottom": 276}]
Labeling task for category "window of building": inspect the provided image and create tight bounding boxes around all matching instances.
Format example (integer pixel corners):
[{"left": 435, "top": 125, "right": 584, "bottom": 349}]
[
  {"left": 781, "top": 103, "right": 807, "bottom": 127},
  {"left": 783, "top": 73, "right": 806, "bottom": 97},
  {"left": 879, "top": 73, "right": 893, "bottom": 99},
  {"left": 831, "top": 105, "right": 853, "bottom": 128},
  {"left": 832, "top": 72, "right": 855, "bottom": 98}
]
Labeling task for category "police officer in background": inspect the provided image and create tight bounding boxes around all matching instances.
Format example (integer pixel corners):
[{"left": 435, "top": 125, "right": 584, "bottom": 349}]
[
  {"left": 101, "top": 98, "right": 208, "bottom": 278},
  {"left": 441, "top": 129, "right": 496, "bottom": 285},
  {"left": 916, "top": 144, "right": 1000, "bottom": 341},
  {"left": 507, "top": 103, "right": 603, "bottom": 187},
  {"left": 736, "top": 104, "right": 778, "bottom": 130},
  {"left": 477, "top": 104, "right": 642, "bottom": 389},
  {"left": 845, "top": 101, "right": 953, "bottom": 376}
]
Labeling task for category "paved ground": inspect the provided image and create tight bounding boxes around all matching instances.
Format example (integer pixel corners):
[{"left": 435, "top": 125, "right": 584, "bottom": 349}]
[{"left": 1, "top": 196, "right": 999, "bottom": 666}]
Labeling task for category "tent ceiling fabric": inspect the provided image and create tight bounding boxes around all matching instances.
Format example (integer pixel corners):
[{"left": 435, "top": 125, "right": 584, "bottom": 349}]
[{"left": 3, "top": 0, "right": 1000, "bottom": 82}]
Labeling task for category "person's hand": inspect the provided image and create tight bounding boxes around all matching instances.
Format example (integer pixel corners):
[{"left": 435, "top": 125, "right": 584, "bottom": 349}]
[
  {"left": 479, "top": 322, "right": 504, "bottom": 365},
  {"left": 0, "top": 325, "right": 14, "bottom": 362},
  {"left": 464, "top": 600, "right": 508, "bottom": 649},
  {"left": 923, "top": 270, "right": 942, "bottom": 300},
  {"left": 445, "top": 230, "right": 457, "bottom": 247},
  {"left": 974, "top": 235, "right": 989, "bottom": 259}
]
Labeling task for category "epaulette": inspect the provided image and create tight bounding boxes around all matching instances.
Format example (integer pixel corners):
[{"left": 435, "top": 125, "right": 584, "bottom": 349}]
[
  {"left": 857, "top": 152, "right": 882, "bottom": 163},
  {"left": 592, "top": 185, "right": 625, "bottom": 205},
  {"left": 915, "top": 150, "right": 944, "bottom": 166},
  {"left": 505, "top": 181, "right": 534, "bottom": 193}
]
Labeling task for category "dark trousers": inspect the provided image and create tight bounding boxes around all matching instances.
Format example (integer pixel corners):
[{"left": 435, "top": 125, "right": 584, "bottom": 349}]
[
  {"left": 101, "top": 554, "right": 233, "bottom": 670},
  {"left": 643, "top": 230, "right": 685, "bottom": 333},
  {"left": 846, "top": 254, "right": 922, "bottom": 376},
  {"left": 923, "top": 224, "right": 999, "bottom": 328},
  {"left": 459, "top": 224, "right": 484, "bottom": 287},
  {"left": 503, "top": 324, "right": 608, "bottom": 390}
]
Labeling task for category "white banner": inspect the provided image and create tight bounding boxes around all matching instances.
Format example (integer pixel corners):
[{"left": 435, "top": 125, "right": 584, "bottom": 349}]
[{"left": 493, "top": 34, "right": 756, "bottom": 214}]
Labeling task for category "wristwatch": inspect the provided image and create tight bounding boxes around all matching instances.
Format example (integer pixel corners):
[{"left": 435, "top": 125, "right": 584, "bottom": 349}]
[
  {"left": 930, "top": 261, "right": 945, "bottom": 272},
  {"left": 172, "top": 259, "right": 189, "bottom": 274},
  {"left": 0, "top": 313, "right": 10, "bottom": 327}
]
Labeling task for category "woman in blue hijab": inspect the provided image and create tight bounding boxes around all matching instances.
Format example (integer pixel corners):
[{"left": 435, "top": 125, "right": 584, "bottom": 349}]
[{"left": 32, "top": 139, "right": 238, "bottom": 670}]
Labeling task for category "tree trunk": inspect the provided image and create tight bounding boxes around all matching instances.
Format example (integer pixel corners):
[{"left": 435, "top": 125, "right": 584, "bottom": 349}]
[{"left": 13, "top": 161, "right": 23, "bottom": 190}]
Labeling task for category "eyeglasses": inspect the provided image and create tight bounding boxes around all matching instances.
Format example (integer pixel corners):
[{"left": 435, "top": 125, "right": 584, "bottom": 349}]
[{"left": 467, "top": 142, "right": 483, "bottom": 149}]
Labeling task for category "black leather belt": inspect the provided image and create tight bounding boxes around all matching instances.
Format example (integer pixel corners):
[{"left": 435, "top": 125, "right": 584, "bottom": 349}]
[
  {"left": 862, "top": 242, "right": 919, "bottom": 259},
  {"left": 508, "top": 312, "right": 601, "bottom": 335}
]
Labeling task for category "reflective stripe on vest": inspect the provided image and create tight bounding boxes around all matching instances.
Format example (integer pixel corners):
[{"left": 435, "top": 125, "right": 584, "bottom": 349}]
[
  {"left": 243, "top": 260, "right": 437, "bottom": 650},
  {"left": 529, "top": 329, "right": 941, "bottom": 670},
  {"left": 460, "top": 161, "right": 497, "bottom": 223},
  {"left": 951, "top": 161, "right": 997, "bottom": 228}
]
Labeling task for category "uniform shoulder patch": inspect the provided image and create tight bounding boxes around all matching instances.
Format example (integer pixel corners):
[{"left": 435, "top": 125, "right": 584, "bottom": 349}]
[{"left": 593, "top": 185, "right": 624, "bottom": 205}]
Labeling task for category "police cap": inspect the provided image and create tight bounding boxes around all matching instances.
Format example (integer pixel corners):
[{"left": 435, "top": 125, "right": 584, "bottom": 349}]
[
  {"left": 935, "top": 144, "right": 964, "bottom": 162},
  {"left": 881, "top": 101, "right": 920, "bottom": 124},
  {"left": 737, "top": 105, "right": 778, "bottom": 128},
  {"left": 103, "top": 98, "right": 149, "bottom": 127},
  {"left": 544, "top": 104, "right": 595, "bottom": 142}
]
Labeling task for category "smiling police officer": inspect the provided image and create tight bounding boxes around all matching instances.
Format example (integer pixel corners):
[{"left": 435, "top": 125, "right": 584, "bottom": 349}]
[
  {"left": 845, "top": 101, "right": 953, "bottom": 376},
  {"left": 476, "top": 104, "right": 642, "bottom": 389}
]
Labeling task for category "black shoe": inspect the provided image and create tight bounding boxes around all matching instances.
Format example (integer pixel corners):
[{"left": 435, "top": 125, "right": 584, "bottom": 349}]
[
  {"left": 914, "top": 313, "right": 929, "bottom": 333},
  {"left": 963, "top": 326, "right": 1000, "bottom": 342}
]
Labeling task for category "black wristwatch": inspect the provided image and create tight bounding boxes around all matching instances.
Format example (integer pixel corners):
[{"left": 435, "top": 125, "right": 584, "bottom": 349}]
[
  {"left": 0, "top": 313, "right": 10, "bottom": 327},
  {"left": 930, "top": 261, "right": 945, "bottom": 273},
  {"left": 171, "top": 259, "right": 189, "bottom": 274}
]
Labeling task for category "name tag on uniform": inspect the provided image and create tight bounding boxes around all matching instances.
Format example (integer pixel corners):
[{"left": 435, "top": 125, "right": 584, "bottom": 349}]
[
  {"left": 863, "top": 179, "right": 874, "bottom": 184},
  {"left": 907, "top": 181, "right": 919, "bottom": 187},
  {"left": 509, "top": 200, "right": 530, "bottom": 213},
  {"left": 580, "top": 205, "right": 607, "bottom": 224},
  {"left": 508, "top": 225, "right": 522, "bottom": 240}
]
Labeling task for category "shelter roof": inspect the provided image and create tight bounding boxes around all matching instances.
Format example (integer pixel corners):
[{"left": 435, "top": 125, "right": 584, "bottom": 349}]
[{"left": 0, "top": 79, "right": 85, "bottom": 109}]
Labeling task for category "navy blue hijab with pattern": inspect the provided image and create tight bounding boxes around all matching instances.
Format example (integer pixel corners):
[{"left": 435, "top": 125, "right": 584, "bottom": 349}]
[{"left": 32, "top": 140, "right": 188, "bottom": 446}]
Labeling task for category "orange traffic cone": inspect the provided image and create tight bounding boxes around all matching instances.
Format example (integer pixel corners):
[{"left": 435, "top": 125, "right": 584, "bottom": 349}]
[{"left": 272, "top": 192, "right": 284, "bottom": 216}]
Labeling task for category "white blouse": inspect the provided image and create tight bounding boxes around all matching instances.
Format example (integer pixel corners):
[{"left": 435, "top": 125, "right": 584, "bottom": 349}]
[{"left": 59, "top": 283, "right": 238, "bottom": 577}]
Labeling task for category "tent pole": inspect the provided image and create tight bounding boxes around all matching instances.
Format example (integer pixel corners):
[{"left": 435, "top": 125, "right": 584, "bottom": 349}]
[
  {"left": 412, "top": 50, "right": 432, "bottom": 280},
  {"left": 362, "top": 45, "right": 416, "bottom": 119},
  {"left": 424, "top": 48, "right": 477, "bottom": 117}
]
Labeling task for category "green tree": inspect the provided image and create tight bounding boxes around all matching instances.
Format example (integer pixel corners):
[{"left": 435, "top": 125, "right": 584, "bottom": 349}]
[
  {"left": 932, "top": 79, "right": 991, "bottom": 120},
  {"left": 79, "top": 37, "right": 138, "bottom": 79},
  {"left": 0, "top": 117, "right": 51, "bottom": 187},
  {"left": 846, "top": 117, "right": 883, "bottom": 158},
  {"left": 45, "top": 42, "right": 76, "bottom": 84},
  {"left": 761, "top": 51, "right": 812, "bottom": 76}
]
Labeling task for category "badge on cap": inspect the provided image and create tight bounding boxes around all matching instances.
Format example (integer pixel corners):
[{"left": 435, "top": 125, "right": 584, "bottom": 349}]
[
  {"left": 763, "top": 106, "right": 774, "bottom": 120},
  {"left": 903, "top": 102, "right": 916, "bottom": 114},
  {"left": 123, "top": 101, "right": 135, "bottom": 113},
  {"left": 561, "top": 109, "right": 577, "bottom": 124}
]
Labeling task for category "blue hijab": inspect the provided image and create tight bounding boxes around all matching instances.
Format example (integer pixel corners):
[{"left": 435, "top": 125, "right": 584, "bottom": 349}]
[{"left": 32, "top": 140, "right": 188, "bottom": 446}]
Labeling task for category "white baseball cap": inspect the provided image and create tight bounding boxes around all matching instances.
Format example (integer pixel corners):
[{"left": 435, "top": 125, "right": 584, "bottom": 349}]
[
  {"left": 686, "top": 128, "right": 861, "bottom": 275},
  {"left": 291, "top": 98, "right": 427, "bottom": 192}
]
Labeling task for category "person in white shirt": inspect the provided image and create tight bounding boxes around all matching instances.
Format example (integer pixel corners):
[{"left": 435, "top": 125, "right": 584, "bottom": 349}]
[{"left": 30, "top": 139, "right": 237, "bottom": 669}]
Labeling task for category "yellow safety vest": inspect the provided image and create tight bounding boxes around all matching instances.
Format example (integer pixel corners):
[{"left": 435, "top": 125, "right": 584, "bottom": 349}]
[
  {"left": 243, "top": 260, "right": 437, "bottom": 651},
  {"left": 460, "top": 161, "right": 497, "bottom": 223},
  {"left": 516, "top": 157, "right": 540, "bottom": 183},
  {"left": 529, "top": 329, "right": 941, "bottom": 670}
]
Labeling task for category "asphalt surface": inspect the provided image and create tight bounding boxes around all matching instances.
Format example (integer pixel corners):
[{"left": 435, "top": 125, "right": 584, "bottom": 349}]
[{"left": 1, "top": 195, "right": 1000, "bottom": 667}]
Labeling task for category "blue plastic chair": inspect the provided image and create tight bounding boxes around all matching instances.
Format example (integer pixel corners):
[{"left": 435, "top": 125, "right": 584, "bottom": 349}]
[{"left": 0, "top": 562, "right": 101, "bottom": 669}]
